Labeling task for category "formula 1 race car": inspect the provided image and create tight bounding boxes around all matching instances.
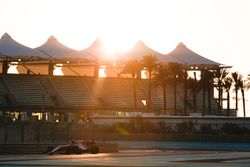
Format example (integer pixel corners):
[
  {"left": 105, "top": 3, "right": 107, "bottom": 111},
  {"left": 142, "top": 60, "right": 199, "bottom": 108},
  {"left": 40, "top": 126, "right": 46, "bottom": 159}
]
[{"left": 46, "top": 140, "right": 99, "bottom": 154}]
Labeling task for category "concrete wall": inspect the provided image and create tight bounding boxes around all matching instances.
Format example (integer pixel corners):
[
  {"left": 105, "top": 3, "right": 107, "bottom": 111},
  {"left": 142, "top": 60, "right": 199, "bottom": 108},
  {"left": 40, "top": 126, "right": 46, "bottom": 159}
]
[
  {"left": 90, "top": 116, "right": 250, "bottom": 128},
  {"left": 1, "top": 117, "right": 250, "bottom": 143}
]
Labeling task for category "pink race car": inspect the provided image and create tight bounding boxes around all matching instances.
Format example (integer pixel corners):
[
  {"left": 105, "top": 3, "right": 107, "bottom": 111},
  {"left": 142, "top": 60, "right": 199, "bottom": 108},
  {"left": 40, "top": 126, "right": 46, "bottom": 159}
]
[{"left": 47, "top": 140, "right": 99, "bottom": 154}]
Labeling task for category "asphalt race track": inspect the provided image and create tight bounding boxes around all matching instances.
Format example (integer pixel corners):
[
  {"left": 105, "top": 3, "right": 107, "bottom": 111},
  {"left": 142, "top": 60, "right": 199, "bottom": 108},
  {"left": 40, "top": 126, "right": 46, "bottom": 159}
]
[{"left": 1, "top": 141, "right": 250, "bottom": 167}]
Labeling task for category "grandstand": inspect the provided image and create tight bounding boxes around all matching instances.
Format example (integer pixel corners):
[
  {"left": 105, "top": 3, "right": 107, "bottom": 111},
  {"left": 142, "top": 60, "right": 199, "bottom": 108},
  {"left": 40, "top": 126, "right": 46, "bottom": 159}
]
[
  {"left": 0, "top": 33, "right": 231, "bottom": 122},
  {"left": 0, "top": 74, "right": 220, "bottom": 119}
]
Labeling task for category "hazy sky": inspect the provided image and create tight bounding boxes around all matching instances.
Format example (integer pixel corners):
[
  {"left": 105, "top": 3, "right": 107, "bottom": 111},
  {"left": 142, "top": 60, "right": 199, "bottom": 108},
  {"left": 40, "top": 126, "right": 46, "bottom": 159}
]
[{"left": 1, "top": 0, "right": 250, "bottom": 74}]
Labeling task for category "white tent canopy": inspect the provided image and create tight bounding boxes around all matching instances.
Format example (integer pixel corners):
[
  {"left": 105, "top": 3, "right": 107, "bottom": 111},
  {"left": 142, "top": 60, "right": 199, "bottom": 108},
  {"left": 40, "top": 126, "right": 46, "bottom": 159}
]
[
  {"left": 36, "top": 36, "right": 90, "bottom": 60},
  {"left": 122, "top": 40, "right": 182, "bottom": 63},
  {"left": 167, "top": 42, "right": 220, "bottom": 66},
  {"left": 81, "top": 38, "right": 117, "bottom": 61},
  {"left": 0, "top": 33, "right": 46, "bottom": 58}
]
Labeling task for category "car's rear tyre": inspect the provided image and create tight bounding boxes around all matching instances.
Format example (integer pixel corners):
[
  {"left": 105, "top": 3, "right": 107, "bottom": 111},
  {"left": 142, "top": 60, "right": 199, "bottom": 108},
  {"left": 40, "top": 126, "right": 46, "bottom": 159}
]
[
  {"left": 90, "top": 145, "right": 99, "bottom": 154},
  {"left": 66, "top": 146, "right": 82, "bottom": 154}
]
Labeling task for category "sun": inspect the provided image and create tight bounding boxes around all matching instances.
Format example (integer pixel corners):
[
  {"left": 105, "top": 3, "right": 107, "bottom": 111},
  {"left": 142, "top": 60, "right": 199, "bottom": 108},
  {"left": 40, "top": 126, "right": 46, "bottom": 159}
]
[{"left": 101, "top": 37, "right": 136, "bottom": 53}]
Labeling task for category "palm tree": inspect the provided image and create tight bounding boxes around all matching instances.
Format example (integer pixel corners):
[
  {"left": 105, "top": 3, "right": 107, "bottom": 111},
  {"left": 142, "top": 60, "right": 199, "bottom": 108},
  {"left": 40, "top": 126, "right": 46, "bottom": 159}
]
[
  {"left": 207, "top": 70, "right": 215, "bottom": 115},
  {"left": 241, "top": 82, "right": 246, "bottom": 117},
  {"left": 200, "top": 68, "right": 214, "bottom": 115},
  {"left": 223, "top": 77, "right": 233, "bottom": 116},
  {"left": 214, "top": 68, "right": 229, "bottom": 113},
  {"left": 168, "top": 63, "right": 184, "bottom": 115},
  {"left": 153, "top": 64, "right": 170, "bottom": 114},
  {"left": 183, "top": 67, "right": 188, "bottom": 116},
  {"left": 122, "top": 60, "right": 142, "bottom": 109},
  {"left": 201, "top": 68, "right": 207, "bottom": 116},
  {"left": 241, "top": 74, "right": 250, "bottom": 117},
  {"left": 231, "top": 72, "right": 241, "bottom": 111},
  {"left": 142, "top": 55, "right": 157, "bottom": 112},
  {"left": 187, "top": 72, "right": 201, "bottom": 113}
]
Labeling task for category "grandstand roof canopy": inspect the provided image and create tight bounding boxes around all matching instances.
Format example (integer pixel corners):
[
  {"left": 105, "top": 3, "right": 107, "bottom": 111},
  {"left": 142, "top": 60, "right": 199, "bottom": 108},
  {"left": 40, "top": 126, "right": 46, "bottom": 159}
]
[
  {"left": 0, "top": 33, "right": 46, "bottom": 59},
  {"left": 123, "top": 40, "right": 182, "bottom": 63},
  {"left": 168, "top": 42, "right": 221, "bottom": 66},
  {"left": 81, "top": 38, "right": 118, "bottom": 61},
  {"left": 36, "top": 36, "right": 90, "bottom": 60}
]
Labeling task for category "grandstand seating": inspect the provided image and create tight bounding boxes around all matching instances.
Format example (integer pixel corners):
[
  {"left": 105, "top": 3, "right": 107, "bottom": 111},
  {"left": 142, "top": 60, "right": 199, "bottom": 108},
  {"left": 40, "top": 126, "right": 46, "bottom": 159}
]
[
  {"left": 37, "top": 76, "right": 64, "bottom": 106},
  {"left": 4, "top": 75, "right": 50, "bottom": 106},
  {"left": 137, "top": 79, "right": 218, "bottom": 114},
  {"left": 137, "top": 80, "right": 184, "bottom": 109},
  {"left": 0, "top": 74, "right": 219, "bottom": 115},
  {"left": 89, "top": 77, "right": 145, "bottom": 109},
  {"left": 191, "top": 89, "right": 218, "bottom": 114},
  {"left": 0, "top": 77, "right": 11, "bottom": 106},
  {"left": 50, "top": 76, "right": 99, "bottom": 108}
]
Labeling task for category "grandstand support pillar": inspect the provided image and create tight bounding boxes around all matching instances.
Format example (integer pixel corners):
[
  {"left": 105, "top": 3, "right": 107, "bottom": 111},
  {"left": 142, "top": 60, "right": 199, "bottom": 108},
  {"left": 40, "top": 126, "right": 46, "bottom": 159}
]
[
  {"left": 64, "top": 112, "right": 69, "bottom": 122},
  {"left": 46, "top": 112, "right": 52, "bottom": 121},
  {"left": 68, "top": 112, "right": 74, "bottom": 122},
  {"left": 27, "top": 111, "right": 32, "bottom": 120},
  {"left": 184, "top": 67, "right": 188, "bottom": 116},
  {"left": 21, "top": 112, "right": 27, "bottom": 121},
  {"left": 136, "top": 70, "right": 141, "bottom": 79},
  {"left": 94, "top": 64, "right": 99, "bottom": 78},
  {"left": 21, "top": 122, "right": 25, "bottom": 143},
  {"left": 48, "top": 61, "right": 54, "bottom": 76},
  {"left": 2, "top": 57, "right": 9, "bottom": 75},
  {"left": 4, "top": 122, "right": 8, "bottom": 143},
  {"left": 36, "top": 123, "right": 41, "bottom": 143}
]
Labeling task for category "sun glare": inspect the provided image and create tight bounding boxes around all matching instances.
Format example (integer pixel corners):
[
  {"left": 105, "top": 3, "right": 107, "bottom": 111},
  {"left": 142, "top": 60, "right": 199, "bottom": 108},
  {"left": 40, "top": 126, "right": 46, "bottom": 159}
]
[
  {"left": 8, "top": 63, "right": 19, "bottom": 74},
  {"left": 53, "top": 64, "right": 64, "bottom": 76},
  {"left": 141, "top": 69, "right": 147, "bottom": 79},
  {"left": 141, "top": 99, "right": 147, "bottom": 106},
  {"left": 101, "top": 37, "right": 136, "bottom": 53},
  {"left": 98, "top": 65, "right": 106, "bottom": 78}
]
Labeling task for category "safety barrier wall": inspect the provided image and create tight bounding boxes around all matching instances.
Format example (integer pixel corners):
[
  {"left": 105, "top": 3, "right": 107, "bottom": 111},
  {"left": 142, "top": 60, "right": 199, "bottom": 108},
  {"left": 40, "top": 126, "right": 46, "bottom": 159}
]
[{"left": 1, "top": 117, "right": 250, "bottom": 143}]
